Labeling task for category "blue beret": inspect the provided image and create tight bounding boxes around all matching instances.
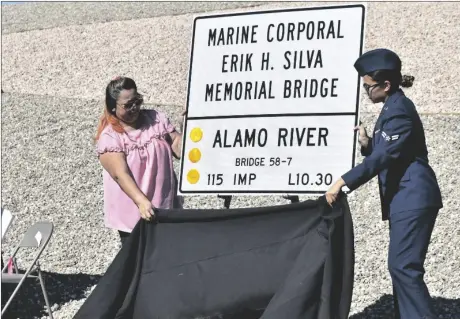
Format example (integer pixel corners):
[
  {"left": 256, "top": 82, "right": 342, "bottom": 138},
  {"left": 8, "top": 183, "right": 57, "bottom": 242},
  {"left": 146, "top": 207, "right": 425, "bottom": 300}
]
[{"left": 354, "top": 48, "right": 401, "bottom": 76}]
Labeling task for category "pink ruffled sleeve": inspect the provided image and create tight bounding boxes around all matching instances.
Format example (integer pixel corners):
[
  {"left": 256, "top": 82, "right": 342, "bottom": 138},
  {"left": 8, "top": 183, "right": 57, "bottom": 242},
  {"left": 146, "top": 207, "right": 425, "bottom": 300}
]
[
  {"left": 96, "top": 130, "right": 124, "bottom": 156},
  {"left": 156, "top": 111, "right": 176, "bottom": 134}
]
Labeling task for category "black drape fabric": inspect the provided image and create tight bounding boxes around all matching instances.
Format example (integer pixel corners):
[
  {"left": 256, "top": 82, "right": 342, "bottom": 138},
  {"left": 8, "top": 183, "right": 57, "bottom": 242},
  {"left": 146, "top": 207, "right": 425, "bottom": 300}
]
[{"left": 74, "top": 195, "right": 354, "bottom": 319}]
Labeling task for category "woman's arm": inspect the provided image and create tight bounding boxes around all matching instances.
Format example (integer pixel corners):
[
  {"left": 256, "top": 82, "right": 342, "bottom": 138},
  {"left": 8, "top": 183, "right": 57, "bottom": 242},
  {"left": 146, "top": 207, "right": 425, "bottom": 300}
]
[
  {"left": 168, "top": 109, "right": 186, "bottom": 159},
  {"left": 342, "top": 112, "right": 412, "bottom": 191},
  {"left": 325, "top": 110, "right": 413, "bottom": 206},
  {"left": 168, "top": 131, "right": 183, "bottom": 159},
  {"left": 99, "top": 152, "right": 154, "bottom": 220},
  {"left": 159, "top": 110, "right": 185, "bottom": 160}
]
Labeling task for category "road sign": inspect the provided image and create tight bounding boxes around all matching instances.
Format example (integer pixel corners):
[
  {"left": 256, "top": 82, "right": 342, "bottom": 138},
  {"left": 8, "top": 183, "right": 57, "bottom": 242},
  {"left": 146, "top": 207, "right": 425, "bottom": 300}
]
[{"left": 179, "top": 4, "right": 366, "bottom": 195}]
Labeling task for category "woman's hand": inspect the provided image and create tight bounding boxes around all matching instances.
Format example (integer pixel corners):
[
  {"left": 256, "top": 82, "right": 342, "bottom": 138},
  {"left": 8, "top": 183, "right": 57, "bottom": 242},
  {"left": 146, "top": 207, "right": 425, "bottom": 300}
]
[
  {"left": 137, "top": 197, "right": 156, "bottom": 222},
  {"left": 325, "top": 178, "right": 346, "bottom": 207},
  {"left": 354, "top": 122, "right": 370, "bottom": 148}
]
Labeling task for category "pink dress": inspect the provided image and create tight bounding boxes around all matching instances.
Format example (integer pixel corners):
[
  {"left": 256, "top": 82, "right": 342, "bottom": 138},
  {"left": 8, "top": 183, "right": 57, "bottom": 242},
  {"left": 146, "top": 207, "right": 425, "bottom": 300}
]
[{"left": 96, "top": 109, "right": 182, "bottom": 233}]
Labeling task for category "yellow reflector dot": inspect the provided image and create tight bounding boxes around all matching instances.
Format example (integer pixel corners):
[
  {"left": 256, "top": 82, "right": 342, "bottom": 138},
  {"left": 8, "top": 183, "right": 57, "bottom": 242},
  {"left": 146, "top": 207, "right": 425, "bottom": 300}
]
[
  {"left": 189, "top": 148, "right": 202, "bottom": 163},
  {"left": 190, "top": 128, "right": 203, "bottom": 142},
  {"left": 187, "top": 169, "right": 200, "bottom": 184}
]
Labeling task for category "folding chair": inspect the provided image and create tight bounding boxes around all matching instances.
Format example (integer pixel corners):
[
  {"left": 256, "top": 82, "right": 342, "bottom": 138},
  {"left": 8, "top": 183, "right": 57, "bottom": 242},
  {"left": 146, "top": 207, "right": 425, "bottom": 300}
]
[
  {"left": 1, "top": 208, "right": 14, "bottom": 239},
  {"left": 1, "top": 208, "right": 15, "bottom": 271},
  {"left": 1, "top": 221, "right": 54, "bottom": 319}
]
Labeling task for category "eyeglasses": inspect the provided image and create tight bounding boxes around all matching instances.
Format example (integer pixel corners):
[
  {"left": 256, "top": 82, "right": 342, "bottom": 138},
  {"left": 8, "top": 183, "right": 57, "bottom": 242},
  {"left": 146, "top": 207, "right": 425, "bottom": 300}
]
[
  {"left": 363, "top": 83, "right": 380, "bottom": 95},
  {"left": 118, "top": 94, "right": 144, "bottom": 112}
]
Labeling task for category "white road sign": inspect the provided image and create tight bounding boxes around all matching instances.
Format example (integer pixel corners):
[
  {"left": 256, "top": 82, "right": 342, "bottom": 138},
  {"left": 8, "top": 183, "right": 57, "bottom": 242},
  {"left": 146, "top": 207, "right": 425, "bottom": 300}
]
[{"left": 179, "top": 4, "right": 366, "bottom": 195}]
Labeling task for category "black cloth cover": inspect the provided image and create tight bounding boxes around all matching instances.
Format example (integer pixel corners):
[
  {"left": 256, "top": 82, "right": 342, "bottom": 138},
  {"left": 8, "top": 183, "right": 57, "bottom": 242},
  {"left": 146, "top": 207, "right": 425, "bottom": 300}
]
[{"left": 74, "top": 195, "right": 354, "bottom": 319}]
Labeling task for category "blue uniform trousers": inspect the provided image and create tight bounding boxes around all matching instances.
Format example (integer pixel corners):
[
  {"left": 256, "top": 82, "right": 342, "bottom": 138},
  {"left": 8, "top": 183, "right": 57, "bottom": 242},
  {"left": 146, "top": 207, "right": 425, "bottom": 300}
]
[{"left": 388, "top": 208, "right": 438, "bottom": 319}]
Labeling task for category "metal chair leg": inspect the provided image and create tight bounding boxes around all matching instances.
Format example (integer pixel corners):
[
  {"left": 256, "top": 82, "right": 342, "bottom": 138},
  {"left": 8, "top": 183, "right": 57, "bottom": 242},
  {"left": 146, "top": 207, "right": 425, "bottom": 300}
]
[
  {"left": 38, "top": 269, "right": 54, "bottom": 319},
  {"left": 1, "top": 264, "right": 53, "bottom": 318},
  {"left": 1, "top": 272, "right": 28, "bottom": 316},
  {"left": 12, "top": 257, "right": 19, "bottom": 274}
]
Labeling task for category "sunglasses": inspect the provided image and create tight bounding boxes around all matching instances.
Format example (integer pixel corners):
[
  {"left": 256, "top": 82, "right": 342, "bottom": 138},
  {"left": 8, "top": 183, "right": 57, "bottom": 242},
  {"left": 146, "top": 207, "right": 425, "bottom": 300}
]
[{"left": 119, "top": 94, "right": 144, "bottom": 112}]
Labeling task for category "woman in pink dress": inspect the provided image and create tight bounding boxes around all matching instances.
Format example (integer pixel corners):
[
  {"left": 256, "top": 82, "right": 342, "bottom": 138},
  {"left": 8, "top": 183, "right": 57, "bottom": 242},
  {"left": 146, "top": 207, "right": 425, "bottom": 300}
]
[{"left": 94, "top": 76, "right": 184, "bottom": 245}]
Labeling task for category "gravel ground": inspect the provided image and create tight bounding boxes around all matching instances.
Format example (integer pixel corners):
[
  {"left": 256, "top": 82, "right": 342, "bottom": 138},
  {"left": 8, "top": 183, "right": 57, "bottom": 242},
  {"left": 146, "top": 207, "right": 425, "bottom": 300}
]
[
  {"left": 2, "top": 93, "right": 459, "bottom": 319},
  {"left": 2, "top": 2, "right": 460, "bottom": 113},
  {"left": 0, "top": 1, "right": 262, "bottom": 34},
  {"left": 1, "top": 2, "right": 460, "bottom": 319}
]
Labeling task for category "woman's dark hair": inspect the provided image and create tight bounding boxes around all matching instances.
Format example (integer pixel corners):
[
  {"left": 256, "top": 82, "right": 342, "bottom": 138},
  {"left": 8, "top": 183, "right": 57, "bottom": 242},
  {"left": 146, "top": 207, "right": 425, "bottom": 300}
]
[
  {"left": 367, "top": 69, "right": 415, "bottom": 92},
  {"left": 105, "top": 76, "right": 138, "bottom": 115},
  {"left": 95, "top": 76, "right": 138, "bottom": 141}
]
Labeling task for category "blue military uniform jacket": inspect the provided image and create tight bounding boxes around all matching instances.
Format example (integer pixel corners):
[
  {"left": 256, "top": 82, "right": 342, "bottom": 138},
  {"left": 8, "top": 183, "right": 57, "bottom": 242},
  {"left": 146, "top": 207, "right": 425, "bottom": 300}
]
[{"left": 342, "top": 89, "right": 443, "bottom": 220}]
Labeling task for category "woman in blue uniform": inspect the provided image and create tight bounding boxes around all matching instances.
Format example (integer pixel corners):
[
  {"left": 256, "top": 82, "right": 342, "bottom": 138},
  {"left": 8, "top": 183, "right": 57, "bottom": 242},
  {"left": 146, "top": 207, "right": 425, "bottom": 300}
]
[{"left": 325, "top": 48, "right": 443, "bottom": 319}]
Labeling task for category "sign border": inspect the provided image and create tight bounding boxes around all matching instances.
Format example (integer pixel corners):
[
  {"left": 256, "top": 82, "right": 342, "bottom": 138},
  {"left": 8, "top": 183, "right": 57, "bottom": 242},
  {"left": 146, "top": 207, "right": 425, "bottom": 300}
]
[{"left": 179, "top": 4, "right": 366, "bottom": 195}]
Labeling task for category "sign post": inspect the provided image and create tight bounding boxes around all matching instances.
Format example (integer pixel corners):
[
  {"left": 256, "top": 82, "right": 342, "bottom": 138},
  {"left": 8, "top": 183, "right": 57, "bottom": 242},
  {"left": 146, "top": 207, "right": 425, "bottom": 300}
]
[{"left": 179, "top": 4, "right": 366, "bottom": 196}]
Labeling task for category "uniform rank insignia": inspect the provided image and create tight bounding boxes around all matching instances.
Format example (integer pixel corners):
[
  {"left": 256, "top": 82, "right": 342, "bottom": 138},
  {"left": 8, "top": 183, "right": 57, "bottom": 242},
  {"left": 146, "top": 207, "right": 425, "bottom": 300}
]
[
  {"left": 381, "top": 131, "right": 390, "bottom": 141},
  {"left": 381, "top": 131, "right": 399, "bottom": 142}
]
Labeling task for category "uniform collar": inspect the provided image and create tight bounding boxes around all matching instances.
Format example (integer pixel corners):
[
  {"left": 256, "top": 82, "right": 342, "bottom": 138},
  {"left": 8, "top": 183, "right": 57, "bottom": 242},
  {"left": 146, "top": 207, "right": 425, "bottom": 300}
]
[
  {"left": 382, "top": 89, "right": 404, "bottom": 111},
  {"left": 385, "top": 89, "right": 404, "bottom": 105}
]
